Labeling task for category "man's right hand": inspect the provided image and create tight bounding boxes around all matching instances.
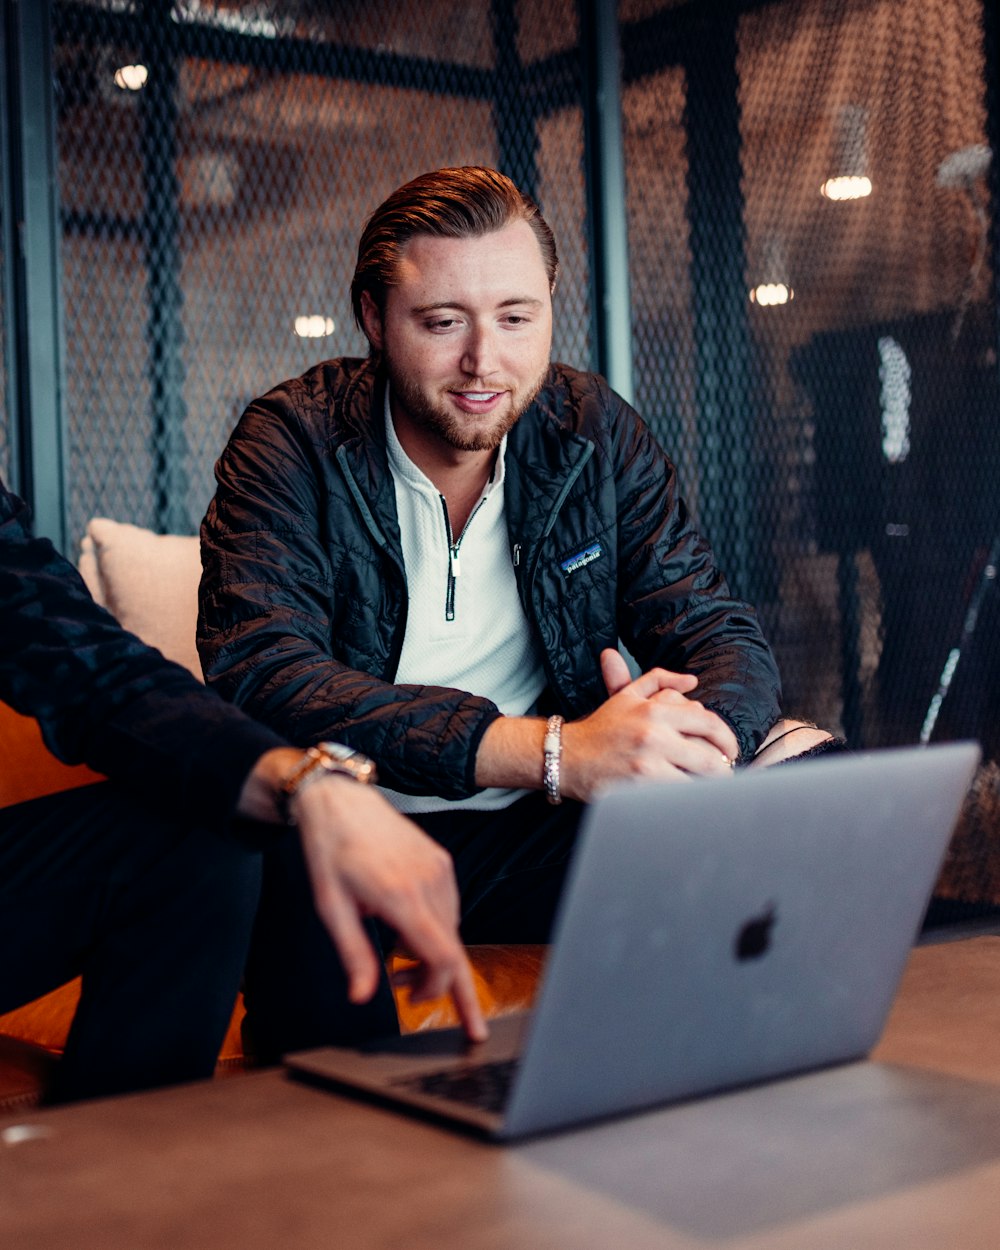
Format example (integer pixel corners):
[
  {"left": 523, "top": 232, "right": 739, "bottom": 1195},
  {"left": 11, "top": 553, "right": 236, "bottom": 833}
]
[{"left": 290, "top": 774, "right": 488, "bottom": 1042}]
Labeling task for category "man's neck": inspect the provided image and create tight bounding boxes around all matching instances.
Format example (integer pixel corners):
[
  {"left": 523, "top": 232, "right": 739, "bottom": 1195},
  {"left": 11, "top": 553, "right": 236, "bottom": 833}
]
[
  {"left": 389, "top": 405, "right": 498, "bottom": 537},
  {"left": 427, "top": 454, "right": 496, "bottom": 538}
]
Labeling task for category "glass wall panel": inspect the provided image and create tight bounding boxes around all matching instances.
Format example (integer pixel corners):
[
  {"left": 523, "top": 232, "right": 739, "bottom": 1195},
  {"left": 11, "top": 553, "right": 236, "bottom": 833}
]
[
  {"left": 52, "top": 0, "right": 589, "bottom": 538},
  {"left": 621, "top": 0, "right": 996, "bottom": 752}
]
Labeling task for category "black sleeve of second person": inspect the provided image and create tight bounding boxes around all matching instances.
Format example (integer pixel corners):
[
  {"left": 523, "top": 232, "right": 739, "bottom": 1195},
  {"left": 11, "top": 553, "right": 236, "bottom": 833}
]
[{"left": 0, "top": 483, "right": 285, "bottom": 829}]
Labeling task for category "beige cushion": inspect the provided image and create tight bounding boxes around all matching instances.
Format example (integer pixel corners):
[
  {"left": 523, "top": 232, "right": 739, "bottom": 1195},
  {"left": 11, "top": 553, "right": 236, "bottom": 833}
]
[{"left": 78, "top": 518, "right": 203, "bottom": 680}]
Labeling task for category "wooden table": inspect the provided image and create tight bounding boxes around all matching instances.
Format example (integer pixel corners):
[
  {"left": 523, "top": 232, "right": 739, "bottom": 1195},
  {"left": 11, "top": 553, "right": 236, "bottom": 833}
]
[{"left": 4, "top": 936, "right": 1000, "bottom": 1249}]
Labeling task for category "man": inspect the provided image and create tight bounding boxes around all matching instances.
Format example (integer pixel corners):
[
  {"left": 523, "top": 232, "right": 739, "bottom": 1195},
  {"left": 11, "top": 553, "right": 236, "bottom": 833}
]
[
  {"left": 199, "top": 166, "right": 825, "bottom": 1058},
  {"left": 0, "top": 480, "right": 484, "bottom": 1103}
]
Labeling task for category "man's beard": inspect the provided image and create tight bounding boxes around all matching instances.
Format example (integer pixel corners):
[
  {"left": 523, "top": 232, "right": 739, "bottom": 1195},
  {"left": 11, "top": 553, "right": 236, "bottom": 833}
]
[{"left": 383, "top": 357, "right": 548, "bottom": 453}]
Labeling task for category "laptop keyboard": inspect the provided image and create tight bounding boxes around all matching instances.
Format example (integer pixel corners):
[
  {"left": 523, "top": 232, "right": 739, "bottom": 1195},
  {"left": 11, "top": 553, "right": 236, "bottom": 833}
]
[{"left": 391, "top": 1058, "right": 519, "bottom": 1114}]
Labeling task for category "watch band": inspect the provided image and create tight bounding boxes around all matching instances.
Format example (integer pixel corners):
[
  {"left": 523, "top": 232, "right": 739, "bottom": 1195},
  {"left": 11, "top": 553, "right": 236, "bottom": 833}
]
[
  {"left": 542, "top": 714, "right": 564, "bottom": 806},
  {"left": 278, "top": 742, "right": 378, "bottom": 824}
]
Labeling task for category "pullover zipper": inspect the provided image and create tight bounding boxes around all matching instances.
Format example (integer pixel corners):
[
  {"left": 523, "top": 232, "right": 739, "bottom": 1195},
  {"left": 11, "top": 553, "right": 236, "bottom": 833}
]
[{"left": 441, "top": 493, "right": 487, "bottom": 622}]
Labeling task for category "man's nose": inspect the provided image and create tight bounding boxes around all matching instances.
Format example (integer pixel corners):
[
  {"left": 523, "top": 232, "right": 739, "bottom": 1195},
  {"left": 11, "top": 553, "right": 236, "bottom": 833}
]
[{"left": 461, "top": 326, "right": 499, "bottom": 378}]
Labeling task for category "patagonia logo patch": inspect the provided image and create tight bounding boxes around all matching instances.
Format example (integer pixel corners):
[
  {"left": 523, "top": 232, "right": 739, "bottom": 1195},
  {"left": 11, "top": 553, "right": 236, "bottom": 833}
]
[{"left": 560, "top": 541, "right": 603, "bottom": 575}]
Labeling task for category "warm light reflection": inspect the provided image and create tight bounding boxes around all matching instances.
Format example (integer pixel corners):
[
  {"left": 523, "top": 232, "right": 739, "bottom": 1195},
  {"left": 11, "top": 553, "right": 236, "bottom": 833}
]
[
  {"left": 749, "top": 283, "right": 794, "bottom": 307},
  {"left": 294, "top": 315, "right": 336, "bottom": 338},
  {"left": 113, "top": 64, "right": 149, "bottom": 91},
  {"left": 820, "top": 175, "right": 873, "bottom": 201}
]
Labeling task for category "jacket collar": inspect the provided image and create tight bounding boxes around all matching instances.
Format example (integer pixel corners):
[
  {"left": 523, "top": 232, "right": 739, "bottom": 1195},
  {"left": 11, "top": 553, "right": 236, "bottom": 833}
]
[
  {"left": 333, "top": 362, "right": 403, "bottom": 557},
  {"left": 504, "top": 370, "right": 594, "bottom": 546},
  {"left": 333, "top": 361, "right": 593, "bottom": 551}
]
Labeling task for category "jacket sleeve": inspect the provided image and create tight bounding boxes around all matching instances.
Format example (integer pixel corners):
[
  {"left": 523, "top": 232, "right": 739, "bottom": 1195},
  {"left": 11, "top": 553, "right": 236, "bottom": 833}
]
[
  {"left": 609, "top": 393, "right": 783, "bottom": 759},
  {"left": 0, "top": 482, "right": 285, "bottom": 827},
  {"left": 198, "top": 396, "right": 501, "bottom": 799}
]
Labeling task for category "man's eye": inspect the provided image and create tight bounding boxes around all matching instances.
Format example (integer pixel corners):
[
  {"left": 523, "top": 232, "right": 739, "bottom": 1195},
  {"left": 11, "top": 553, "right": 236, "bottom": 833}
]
[{"left": 427, "top": 318, "right": 457, "bottom": 331}]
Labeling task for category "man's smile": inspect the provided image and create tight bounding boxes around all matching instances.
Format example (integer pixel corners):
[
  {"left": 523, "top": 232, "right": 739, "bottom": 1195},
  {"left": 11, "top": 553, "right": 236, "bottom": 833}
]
[{"left": 448, "top": 389, "right": 509, "bottom": 412}]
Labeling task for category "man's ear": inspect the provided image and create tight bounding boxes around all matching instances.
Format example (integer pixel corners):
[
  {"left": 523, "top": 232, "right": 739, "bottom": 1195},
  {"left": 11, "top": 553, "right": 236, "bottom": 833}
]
[{"left": 359, "top": 290, "right": 384, "bottom": 351}]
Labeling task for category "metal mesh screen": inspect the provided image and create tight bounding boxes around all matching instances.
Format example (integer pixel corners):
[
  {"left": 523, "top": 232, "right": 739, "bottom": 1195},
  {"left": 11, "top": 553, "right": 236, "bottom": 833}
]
[
  {"left": 0, "top": 210, "right": 9, "bottom": 486},
  {"left": 52, "top": 0, "right": 589, "bottom": 538},
  {"left": 29, "top": 0, "right": 1000, "bottom": 769},
  {"left": 623, "top": 65, "right": 698, "bottom": 501},
  {"left": 621, "top": 0, "right": 997, "bottom": 760}
]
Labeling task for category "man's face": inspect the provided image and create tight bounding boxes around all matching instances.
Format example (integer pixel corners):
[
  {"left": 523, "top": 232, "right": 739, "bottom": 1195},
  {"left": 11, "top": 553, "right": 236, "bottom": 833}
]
[{"left": 361, "top": 219, "right": 553, "bottom": 457}]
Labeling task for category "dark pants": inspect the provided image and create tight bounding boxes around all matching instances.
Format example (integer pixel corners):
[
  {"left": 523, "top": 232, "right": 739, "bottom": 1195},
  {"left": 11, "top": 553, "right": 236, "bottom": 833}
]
[
  {"left": 242, "top": 791, "right": 583, "bottom": 1060},
  {"left": 0, "top": 783, "right": 261, "bottom": 1103}
]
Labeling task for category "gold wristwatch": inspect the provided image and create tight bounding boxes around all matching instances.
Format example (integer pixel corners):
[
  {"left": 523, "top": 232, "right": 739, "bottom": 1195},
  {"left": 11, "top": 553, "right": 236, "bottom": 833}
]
[{"left": 278, "top": 742, "right": 378, "bottom": 824}]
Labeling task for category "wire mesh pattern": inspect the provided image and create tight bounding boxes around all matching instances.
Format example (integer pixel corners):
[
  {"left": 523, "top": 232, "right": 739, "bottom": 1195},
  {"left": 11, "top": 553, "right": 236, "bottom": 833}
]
[
  {"left": 0, "top": 231, "right": 9, "bottom": 486},
  {"left": 51, "top": 0, "right": 590, "bottom": 538},
  {"left": 621, "top": 0, "right": 996, "bottom": 752},
  {"left": 0, "top": 0, "right": 994, "bottom": 764},
  {"left": 622, "top": 67, "right": 699, "bottom": 509}
]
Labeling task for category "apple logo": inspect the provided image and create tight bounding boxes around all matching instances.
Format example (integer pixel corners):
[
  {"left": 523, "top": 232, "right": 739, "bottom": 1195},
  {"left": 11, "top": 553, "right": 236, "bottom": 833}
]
[{"left": 735, "top": 904, "right": 776, "bottom": 961}]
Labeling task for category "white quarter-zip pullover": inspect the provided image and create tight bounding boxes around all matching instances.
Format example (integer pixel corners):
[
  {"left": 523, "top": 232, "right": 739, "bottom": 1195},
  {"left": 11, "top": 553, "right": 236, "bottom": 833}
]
[{"left": 381, "top": 389, "right": 547, "bottom": 813}]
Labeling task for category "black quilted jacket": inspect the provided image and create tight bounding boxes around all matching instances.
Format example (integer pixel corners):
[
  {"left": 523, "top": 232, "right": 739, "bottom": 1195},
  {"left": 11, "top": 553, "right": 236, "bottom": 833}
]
[
  {"left": 198, "top": 359, "right": 782, "bottom": 798},
  {"left": 0, "top": 481, "right": 284, "bottom": 826}
]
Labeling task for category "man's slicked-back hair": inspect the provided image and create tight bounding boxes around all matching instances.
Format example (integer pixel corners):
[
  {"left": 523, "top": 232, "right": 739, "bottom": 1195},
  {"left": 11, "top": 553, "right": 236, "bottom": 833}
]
[{"left": 351, "top": 166, "right": 559, "bottom": 347}]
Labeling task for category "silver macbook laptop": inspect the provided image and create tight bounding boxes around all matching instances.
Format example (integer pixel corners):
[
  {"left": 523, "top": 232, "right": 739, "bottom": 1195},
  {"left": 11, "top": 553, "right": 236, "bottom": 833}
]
[{"left": 286, "top": 742, "right": 980, "bottom": 1140}]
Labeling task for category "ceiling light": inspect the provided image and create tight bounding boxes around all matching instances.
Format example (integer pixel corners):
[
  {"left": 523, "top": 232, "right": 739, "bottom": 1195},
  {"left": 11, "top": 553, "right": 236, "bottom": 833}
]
[
  {"left": 294, "top": 316, "right": 335, "bottom": 338},
  {"left": 749, "top": 283, "right": 793, "bottom": 307},
  {"left": 821, "top": 104, "right": 872, "bottom": 200},
  {"left": 114, "top": 63, "right": 148, "bottom": 91},
  {"left": 820, "top": 175, "right": 872, "bottom": 201},
  {"left": 749, "top": 234, "right": 793, "bottom": 306}
]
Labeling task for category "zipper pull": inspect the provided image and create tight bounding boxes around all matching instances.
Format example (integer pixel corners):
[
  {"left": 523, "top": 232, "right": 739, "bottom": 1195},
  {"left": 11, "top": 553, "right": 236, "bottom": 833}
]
[
  {"left": 445, "top": 549, "right": 457, "bottom": 622},
  {"left": 512, "top": 543, "right": 521, "bottom": 567}
]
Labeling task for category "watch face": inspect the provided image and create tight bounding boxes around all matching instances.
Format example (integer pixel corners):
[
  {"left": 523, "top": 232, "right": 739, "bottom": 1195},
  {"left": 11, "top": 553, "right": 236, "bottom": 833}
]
[
  {"left": 318, "top": 743, "right": 377, "bottom": 785},
  {"left": 319, "top": 741, "right": 353, "bottom": 762}
]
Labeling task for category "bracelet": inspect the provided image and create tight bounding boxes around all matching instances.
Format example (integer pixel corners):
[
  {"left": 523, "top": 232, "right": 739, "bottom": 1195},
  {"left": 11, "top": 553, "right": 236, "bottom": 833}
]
[
  {"left": 542, "top": 715, "right": 564, "bottom": 806},
  {"left": 277, "top": 742, "right": 377, "bottom": 825},
  {"left": 753, "top": 722, "right": 820, "bottom": 758}
]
